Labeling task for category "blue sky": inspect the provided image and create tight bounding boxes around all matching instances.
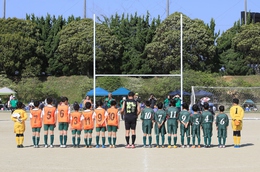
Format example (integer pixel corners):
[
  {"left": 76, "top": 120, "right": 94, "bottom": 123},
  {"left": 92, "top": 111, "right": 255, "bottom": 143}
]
[{"left": 1, "top": 0, "right": 260, "bottom": 33}]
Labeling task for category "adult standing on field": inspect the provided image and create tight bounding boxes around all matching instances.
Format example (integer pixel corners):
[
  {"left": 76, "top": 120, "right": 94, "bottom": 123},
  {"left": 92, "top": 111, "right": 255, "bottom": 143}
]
[
  {"left": 10, "top": 96, "right": 18, "bottom": 112},
  {"left": 173, "top": 94, "right": 181, "bottom": 111},
  {"left": 121, "top": 92, "right": 140, "bottom": 148},
  {"left": 148, "top": 94, "right": 157, "bottom": 109},
  {"left": 230, "top": 98, "right": 244, "bottom": 148},
  {"left": 105, "top": 93, "right": 115, "bottom": 109}
]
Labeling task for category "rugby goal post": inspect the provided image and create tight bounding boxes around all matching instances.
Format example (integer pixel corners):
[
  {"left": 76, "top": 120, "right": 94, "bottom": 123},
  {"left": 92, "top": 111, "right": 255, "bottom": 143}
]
[{"left": 92, "top": 14, "right": 184, "bottom": 106}]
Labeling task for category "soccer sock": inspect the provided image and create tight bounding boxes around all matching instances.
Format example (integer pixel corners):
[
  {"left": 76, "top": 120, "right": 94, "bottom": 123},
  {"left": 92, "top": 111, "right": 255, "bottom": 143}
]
[
  {"left": 15, "top": 136, "right": 19, "bottom": 145},
  {"left": 132, "top": 135, "right": 136, "bottom": 145},
  {"left": 108, "top": 137, "right": 112, "bottom": 145},
  {"left": 156, "top": 135, "right": 159, "bottom": 145},
  {"left": 125, "top": 136, "right": 130, "bottom": 145},
  {"left": 36, "top": 137, "right": 40, "bottom": 145},
  {"left": 148, "top": 136, "right": 152, "bottom": 146},
  {"left": 20, "top": 136, "right": 24, "bottom": 145},
  {"left": 237, "top": 136, "right": 241, "bottom": 145},
  {"left": 102, "top": 137, "right": 105, "bottom": 145},
  {"left": 218, "top": 137, "right": 222, "bottom": 145},
  {"left": 77, "top": 137, "right": 81, "bottom": 146},
  {"left": 233, "top": 136, "right": 237, "bottom": 145},
  {"left": 173, "top": 136, "right": 177, "bottom": 145},
  {"left": 59, "top": 135, "right": 63, "bottom": 145},
  {"left": 89, "top": 138, "right": 92, "bottom": 146},
  {"left": 198, "top": 137, "right": 201, "bottom": 145},
  {"left": 44, "top": 135, "right": 48, "bottom": 145},
  {"left": 32, "top": 136, "right": 36, "bottom": 145},
  {"left": 113, "top": 137, "right": 117, "bottom": 145},
  {"left": 72, "top": 136, "right": 76, "bottom": 145},
  {"left": 64, "top": 135, "right": 67, "bottom": 145},
  {"left": 96, "top": 136, "right": 100, "bottom": 145},
  {"left": 50, "top": 135, "right": 54, "bottom": 145},
  {"left": 208, "top": 137, "right": 211, "bottom": 146},
  {"left": 181, "top": 136, "right": 184, "bottom": 145},
  {"left": 223, "top": 138, "right": 226, "bottom": 145},
  {"left": 143, "top": 136, "right": 147, "bottom": 146},
  {"left": 162, "top": 135, "right": 165, "bottom": 145},
  {"left": 187, "top": 137, "right": 190, "bottom": 146},
  {"left": 84, "top": 138, "right": 88, "bottom": 146},
  {"left": 192, "top": 137, "right": 195, "bottom": 145},
  {"left": 168, "top": 136, "right": 171, "bottom": 145},
  {"left": 204, "top": 137, "right": 207, "bottom": 146}
]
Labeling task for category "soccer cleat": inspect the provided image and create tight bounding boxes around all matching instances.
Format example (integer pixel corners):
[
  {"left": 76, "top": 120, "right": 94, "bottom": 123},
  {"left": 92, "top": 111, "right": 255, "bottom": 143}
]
[
  {"left": 173, "top": 145, "right": 178, "bottom": 148},
  {"left": 50, "top": 145, "right": 54, "bottom": 148},
  {"left": 109, "top": 145, "right": 113, "bottom": 148},
  {"left": 112, "top": 145, "right": 116, "bottom": 148},
  {"left": 45, "top": 145, "right": 48, "bottom": 148},
  {"left": 168, "top": 145, "right": 172, "bottom": 148},
  {"left": 17, "top": 145, "right": 20, "bottom": 148},
  {"left": 95, "top": 145, "right": 100, "bottom": 148},
  {"left": 20, "top": 145, "right": 24, "bottom": 148},
  {"left": 131, "top": 144, "right": 135, "bottom": 148},
  {"left": 148, "top": 145, "right": 152, "bottom": 148},
  {"left": 161, "top": 145, "right": 165, "bottom": 148},
  {"left": 60, "top": 145, "right": 63, "bottom": 148},
  {"left": 192, "top": 145, "right": 195, "bottom": 148},
  {"left": 156, "top": 145, "right": 160, "bottom": 148},
  {"left": 186, "top": 145, "right": 190, "bottom": 148},
  {"left": 218, "top": 145, "right": 222, "bottom": 148},
  {"left": 125, "top": 144, "right": 131, "bottom": 148},
  {"left": 34, "top": 145, "right": 36, "bottom": 148},
  {"left": 222, "top": 145, "right": 226, "bottom": 148},
  {"left": 63, "top": 145, "right": 67, "bottom": 148},
  {"left": 102, "top": 145, "right": 106, "bottom": 148},
  {"left": 77, "top": 145, "right": 80, "bottom": 148},
  {"left": 85, "top": 145, "right": 88, "bottom": 148},
  {"left": 143, "top": 145, "right": 146, "bottom": 148},
  {"left": 197, "top": 145, "right": 201, "bottom": 148},
  {"left": 89, "top": 145, "right": 92, "bottom": 148},
  {"left": 181, "top": 145, "right": 185, "bottom": 148},
  {"left": 73, "top": 145, "right": 77, "bottom": 148},
  {"left": 36, "top": 145, "right": 39, "bottom": 148}
]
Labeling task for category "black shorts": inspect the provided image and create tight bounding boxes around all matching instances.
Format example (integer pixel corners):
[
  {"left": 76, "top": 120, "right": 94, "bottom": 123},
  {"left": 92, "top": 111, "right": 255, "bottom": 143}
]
[{"left": 124, "top": 116, "right": 137, "bottom": 130}]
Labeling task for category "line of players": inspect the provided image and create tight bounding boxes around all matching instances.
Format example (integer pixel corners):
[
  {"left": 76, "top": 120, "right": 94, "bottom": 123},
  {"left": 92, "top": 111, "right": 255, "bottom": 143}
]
[
  {"left": 141, "top": 99, "right": 229, "bottom": 148},
  {"left": 11, "top": 96, "right": 229, "bottom": 148}
]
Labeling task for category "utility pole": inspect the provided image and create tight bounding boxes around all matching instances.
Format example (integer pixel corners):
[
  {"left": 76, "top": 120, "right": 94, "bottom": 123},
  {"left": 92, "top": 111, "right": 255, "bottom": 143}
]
[
  {"left": 84, "top": 0, "right": 86, "bottom": 18},
  {"left": 245, "top": 0, "right": 247, "bottom": 24},
  {"left": 3, "top": 0, "right": 6, "bottom": 19},
  {"left": 166, "top": 0, "right": 169, "bottom": 17}
]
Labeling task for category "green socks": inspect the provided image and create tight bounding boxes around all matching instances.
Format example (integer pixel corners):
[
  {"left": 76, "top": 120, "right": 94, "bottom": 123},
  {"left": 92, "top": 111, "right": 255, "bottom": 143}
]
[
  {"left": 32, "top": 136, "right": 36, "bottom": 145},
  {"left": 168, "top": 136, "right": 171, "bottom": 145},
  {"left": 102, "top": 137, "right": 105, "bottom": 145},
  {"left": 108, "top": 137, "right": 112, "bottom": 145},
  {"left": 113, "top": 137, "right": 116, "bottom": 145},
  {"left": 156, "top": 135, "right": 159, "bottom": 145},
  {"left": 44, "top": 135, "right": 48, "bottom": 145},
  {"left": 96, "top": 136, "right": 99, "bottom": 145},
  {"left": 143, "top": 136, "right": 147, "bottom": 146},
  {"left": 72, "top": 136, "right": 76, "bottom": 145},
  {"left": 50, "top": 135, "right": 54, "bottom": 145},
  {"left": 60, "top": 135, "right": 63, "bottom": 145},
  {"left": 148, "top": 136, "right": 152, "bottom": 146},
  {"left": 173, "top": 136, "right": 177, "bottom": 145}
]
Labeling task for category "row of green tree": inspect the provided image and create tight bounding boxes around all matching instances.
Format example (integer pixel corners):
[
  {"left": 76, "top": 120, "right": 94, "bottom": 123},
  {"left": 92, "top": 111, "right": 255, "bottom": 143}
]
[{"left": 0, "top": 12, "right": 259, "bottom": 78}]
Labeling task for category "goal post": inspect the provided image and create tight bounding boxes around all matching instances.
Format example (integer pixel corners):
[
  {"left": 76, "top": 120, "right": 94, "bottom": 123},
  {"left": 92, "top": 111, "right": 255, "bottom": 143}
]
[
  {"left": 191, "top": 86, "right": 260, "bottom": 111},
  {"left": 92, "top": 14, "right": 184, "bottom": 106}
]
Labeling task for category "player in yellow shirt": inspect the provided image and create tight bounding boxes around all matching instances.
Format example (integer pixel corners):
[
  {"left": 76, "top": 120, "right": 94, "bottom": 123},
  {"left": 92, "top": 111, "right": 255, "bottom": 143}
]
[
  {"left": 230, "top": 98, "right": 244, "bottom": 148},
  {"left": 11, "top": 101, "right": 28, "bottom": 148}
]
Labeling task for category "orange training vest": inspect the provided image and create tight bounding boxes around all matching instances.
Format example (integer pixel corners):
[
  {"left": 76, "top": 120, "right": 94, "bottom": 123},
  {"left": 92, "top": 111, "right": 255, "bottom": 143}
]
[
  {"left": 57, "top": 105, "right": 69, "bottom": 123},
  {"left": 43, "top": 106, "right": 56, "bottom": 125},
  {"left": 70, "top": 111, "right": 82, "bottom": 130},
  {"left": 107, "top": 107, "right": 119, "bottom": 126},
  {"left": 30, "top": 109, "right": 42, "bottom": 128},
  {"left": 82, "top": 110, "right": 94, "bottom": 130},
  {"left": 95, "top": 108, "right": 106, "bottom": 128}
]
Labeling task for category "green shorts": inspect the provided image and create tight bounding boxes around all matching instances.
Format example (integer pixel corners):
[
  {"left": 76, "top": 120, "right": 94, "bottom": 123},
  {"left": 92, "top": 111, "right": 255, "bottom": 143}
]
[
  {"left": 167, "top": 124, "right": 178, "bottom": 135},
  {"left": 96, "top": 127, "right": 106, "bottom": 132},
  {"left": 202, "top": 123, "right": 212, "bottom": 138},
  {"left": 72, "top": 129, "right": 82, "bottom": 135},
  {"left": 217, "top": 128, "right": 227, "bottom": 138},
  {"left": 180, "top": 124, "right": 190, "bottom": 137},
  {"left": 84, "top": 129, "right": 93, "bottom": 134},
  {"left": 32, "top": 127, "right": 41, "bottom": 132},
  {"left": 155, "top": 124, "right": 166, "bottom": 135},
  {"left": 58, "top": 122, "right": 69, "bottom": 131},
  {"left": 142, "top": 122, "right": 152, "bottom": 134},
  {"left": 107, "top": 125, "right": 118, "bottom": 132},
  {"left": 191, "top": 125, "right": 201, "bottom": 137},
  {"left": 44, "top": 124, "right": 55, "bottom": 131}
]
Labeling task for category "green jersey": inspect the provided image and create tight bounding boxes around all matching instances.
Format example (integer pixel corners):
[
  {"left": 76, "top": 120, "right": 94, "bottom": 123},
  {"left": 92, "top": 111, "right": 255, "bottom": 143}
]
[
  {"left": 201, "top": 111, "right": 213, "bottom": 125},
  {"left": 190, "top": 113, "right": 202, "bottom": 127},
  {"left": 10, "top": 99, "right": 18, "bottom": 108},
  {"left": 105, "top": 98, "right": 115, "bottom": 108},
  {"left": 164, "top": 98, "right": 170, "bottom": 108},
  {"left": 179, "top": 110, "right": 190, "bottom": 124},
  {"left": 154, "top": 109, "right": 166, "bottom": 125},
  {"left": 166, "top": 106, "right": 179, "bottom": 126},
  {"left": 174, "top": 97, "right": 181, "bottom": 108},
  {"left": 216, "top": 113, "right": 229, "bottom": 129},
  {"left": 140, "top": 107, "right": 154, "bottom": 122}
]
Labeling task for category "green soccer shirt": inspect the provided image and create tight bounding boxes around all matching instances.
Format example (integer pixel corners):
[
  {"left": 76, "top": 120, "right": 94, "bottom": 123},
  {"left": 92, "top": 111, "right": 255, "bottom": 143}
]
[{"left": 216, "top": 113, "right": 229, "bottom": 129}]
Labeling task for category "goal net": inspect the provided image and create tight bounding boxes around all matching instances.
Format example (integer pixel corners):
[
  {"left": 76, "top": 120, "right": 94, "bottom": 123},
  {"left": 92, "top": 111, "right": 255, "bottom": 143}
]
[{"left": 190, "top": 86, "right": 260, "bottom": 111}]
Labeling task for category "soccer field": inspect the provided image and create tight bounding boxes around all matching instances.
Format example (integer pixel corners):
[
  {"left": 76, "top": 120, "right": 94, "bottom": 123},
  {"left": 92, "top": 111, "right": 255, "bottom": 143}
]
[{"left": 0, "top": 111, "right": 260, "bottom": 172}]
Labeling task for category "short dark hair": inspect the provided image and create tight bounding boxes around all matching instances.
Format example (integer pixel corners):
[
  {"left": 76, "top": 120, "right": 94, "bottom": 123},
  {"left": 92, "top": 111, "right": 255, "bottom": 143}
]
[
  {"left": 74, "top": 103, "right": 80, "bottom": 111},
  {"left": 47, "top": 97, "right": 53, "bottom": 104},
  {"left": 157, "top": 102, "right": 163, "bottom": 109},
  {"left": 96, "top": 100, "right": 103, "bottom": 107},
  {"left": 219, "top": 105, "right": 225, "bottom": 112},
  {"left": 17, "top": 101, "right": 23, "bottom": 109},
  {"left": 128, "top": 92, "right": 135, "bottom": 97},
  {"left": 111, "top": 100, "right": 117, "bottom": 106},
  {"left": 85, "top": 102, "right": 91, "bottom": 109},
  {"left": 170, "top": 99, "right": 176, "bottom": 107},
  {"left": 203, "top": 102, "right": 209, "bottom": 110},
  {"left": 34, "top": 100, "right": 40, "bottom": 107},
  {"left": 192, "top": 104, "right": 199, "bottom": 112},
  {"left": 61, "top": 96, "right": 68, "bottom": 102},
  {"left": 233, "top": 98, "right": 239, "bottom": 104},
  {"left": 182, "top": 102, "right": 188, "bottom": 110},
  {"left": 145, "top": 100, "right": 151, "bottom": 107}
]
